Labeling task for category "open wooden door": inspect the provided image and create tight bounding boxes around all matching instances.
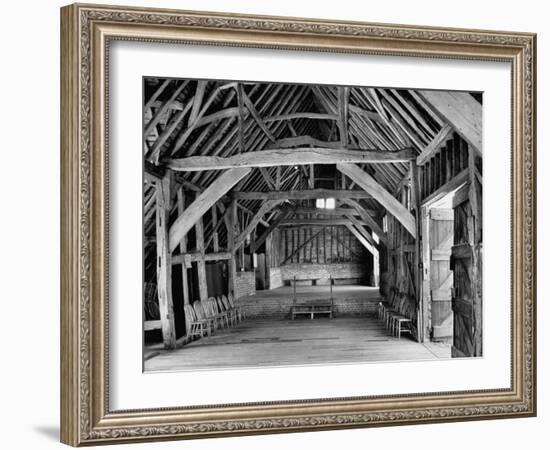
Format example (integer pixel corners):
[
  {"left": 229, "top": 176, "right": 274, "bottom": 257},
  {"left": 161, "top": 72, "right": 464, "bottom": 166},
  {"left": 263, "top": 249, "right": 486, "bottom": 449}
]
[
  {"left": 428, "top": 208, "right": 454, "bottom": 342},
  {"left": 451, "top": 186, "right": 482, "bottom": 357}
]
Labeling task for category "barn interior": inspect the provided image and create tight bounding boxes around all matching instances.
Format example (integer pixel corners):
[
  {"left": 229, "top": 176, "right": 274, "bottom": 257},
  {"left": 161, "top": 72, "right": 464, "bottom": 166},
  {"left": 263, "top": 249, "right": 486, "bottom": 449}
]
[{"left": 142, "top": 78, "right": 482, "bottom": 371}]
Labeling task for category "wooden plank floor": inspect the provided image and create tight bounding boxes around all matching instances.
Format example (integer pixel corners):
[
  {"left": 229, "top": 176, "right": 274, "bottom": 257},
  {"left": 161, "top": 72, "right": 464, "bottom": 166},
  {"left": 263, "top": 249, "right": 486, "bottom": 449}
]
[{"left": 144, "top": 316, "right": 451, "bottom": 372}]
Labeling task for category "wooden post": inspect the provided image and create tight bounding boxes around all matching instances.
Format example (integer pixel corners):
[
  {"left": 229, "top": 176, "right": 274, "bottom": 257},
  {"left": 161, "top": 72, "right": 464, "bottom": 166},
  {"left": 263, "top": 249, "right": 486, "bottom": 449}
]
[
  {"left": 176, "top": 188, "right": 190, "bottom": 306},
  {"left": 265, "top": 233, "right": 272, "bottom": 290},
  {"left": 421, "top": 206, "right": 431, "bottom": 343},
  {"left": 468, "top": 145, "right": 483, "bottom": 356},
  {"left": 211, "top": 205, "right": 219, "bottom": 252},
  {"left": 228, "top": 200, "right": 238, "bottom": 297},
  {"left": 195, "top": 216, "right": 208, "bottom": 302},
  {"left": 156, "top": 174, "right": 176, "bottom": 349},
  {"left": 293, "top": 276, "right": 297, "bottom": 306},
  {"left": 410, "top": 161, "right": 423, "bottom": 342}
]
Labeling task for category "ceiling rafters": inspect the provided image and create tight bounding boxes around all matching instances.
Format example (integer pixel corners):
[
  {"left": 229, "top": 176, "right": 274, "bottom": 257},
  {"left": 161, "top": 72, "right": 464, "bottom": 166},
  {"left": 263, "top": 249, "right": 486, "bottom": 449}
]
[{"left": 143, "top": 77, "right": 469, "bottom": 263}]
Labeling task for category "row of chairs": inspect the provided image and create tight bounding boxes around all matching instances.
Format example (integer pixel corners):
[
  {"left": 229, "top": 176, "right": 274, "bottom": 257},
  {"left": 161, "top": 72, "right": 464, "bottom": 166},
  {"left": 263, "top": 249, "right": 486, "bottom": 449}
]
[
  {"left": 183, "top": 293, "right": 245, "bottom": 343},
  {"left": 377, "top": 292, "right": 413, "bottom": 339}
]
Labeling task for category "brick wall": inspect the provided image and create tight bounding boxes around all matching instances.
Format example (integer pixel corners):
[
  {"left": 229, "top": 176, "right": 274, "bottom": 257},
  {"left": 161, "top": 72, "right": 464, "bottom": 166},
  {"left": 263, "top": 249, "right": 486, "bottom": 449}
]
[
  {"left": 237, "top": 293, "right": 379, "bottom": 318},
  {"left": 280, "top": 263, "right": 370, "bottom": 286},
  {"left": 269, "top": 267, "right": 283, "bottom": 289},
  {"left": 234, "top": 271, "right": 255, "bottom": 299}
]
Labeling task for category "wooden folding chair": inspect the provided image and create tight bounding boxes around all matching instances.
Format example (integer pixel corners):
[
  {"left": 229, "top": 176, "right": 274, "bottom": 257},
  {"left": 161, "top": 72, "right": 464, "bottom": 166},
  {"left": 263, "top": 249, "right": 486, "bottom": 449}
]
[
  {"left": 227, "top": 292, "right": 245, "bottom": 321},
  {"left": 206, "top": 296, "right": 229, "bottom": 329},
  {"left": 390, "top": 304, "right": 413, "bottom": 339},
  {"left": 184, "top": 304, "right": 211, "bottom": 341},
  {"left": 221, "top": 294, "right": 240, "bottom": 324},
  {"left": 217, "top": 296, "right": 236, "bottom": 326},
  {"left": 193, "top": 301, "right": 216, "bottom": 334}
]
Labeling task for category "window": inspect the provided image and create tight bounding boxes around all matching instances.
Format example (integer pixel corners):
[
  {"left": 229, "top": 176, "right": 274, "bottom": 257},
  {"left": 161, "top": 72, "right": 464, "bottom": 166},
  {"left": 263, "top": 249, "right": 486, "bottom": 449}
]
[{"left": 316, "top": 198, "right": 335, "bottom": 210}]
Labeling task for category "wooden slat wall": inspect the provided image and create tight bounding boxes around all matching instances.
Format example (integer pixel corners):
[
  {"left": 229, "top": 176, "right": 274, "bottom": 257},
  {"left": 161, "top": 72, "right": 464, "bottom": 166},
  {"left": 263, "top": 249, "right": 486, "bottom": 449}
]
[
  {"left": 277, "top": 225, "right": 368, "bottom": 265},
  {"left": 419, "top": 132, "right": 469, "bottom": 201}
]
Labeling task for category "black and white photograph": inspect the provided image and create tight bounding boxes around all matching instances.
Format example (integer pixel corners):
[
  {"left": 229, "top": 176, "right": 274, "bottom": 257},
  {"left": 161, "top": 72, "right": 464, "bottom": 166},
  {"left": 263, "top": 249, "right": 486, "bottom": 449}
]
[{"left": 142, "top": 78, "right": 483, "bottom": 372}]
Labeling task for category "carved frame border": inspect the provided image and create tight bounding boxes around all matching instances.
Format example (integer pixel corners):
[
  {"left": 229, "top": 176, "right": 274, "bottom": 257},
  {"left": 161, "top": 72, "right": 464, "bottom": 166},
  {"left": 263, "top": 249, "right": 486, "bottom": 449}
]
[{"left": 60, "top": 3, "right": 536, "bottom": 446}]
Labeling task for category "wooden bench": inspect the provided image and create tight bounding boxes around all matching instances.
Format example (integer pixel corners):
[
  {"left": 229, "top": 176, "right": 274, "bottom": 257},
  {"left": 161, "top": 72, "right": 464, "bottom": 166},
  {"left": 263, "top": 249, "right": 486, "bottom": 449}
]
[
  {"left": 286, "top": 278, "right": 320, "bottom": 287},
  {"left": 291, "top": 302, "right": 333, "bottom": 320},
  {"left": 290, "top": 275, "right": 334, "bottom": 319}
]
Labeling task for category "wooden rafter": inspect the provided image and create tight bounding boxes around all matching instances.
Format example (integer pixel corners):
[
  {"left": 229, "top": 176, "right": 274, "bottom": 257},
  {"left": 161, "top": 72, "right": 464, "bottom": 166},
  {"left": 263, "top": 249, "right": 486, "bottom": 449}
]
[
  {"left": 340, "top": 199, "right": 386, "bottom": 243},
  {"left": 417, "top": 90, "right": 482, "bottom": 155},
  {"left": 416, "top": 124, "right": 454, "bottom": 166},
  {"left": 144, "top": 80, "right": 189, "bottom": 138},
  {"left": 188, "top": 81, "right": 207, "bottom": 125},
  {"left": 345, "top": 224, "right": 375, "bottom": 256},
  {"left": 337, "top": 163, "right": 416, "bottom": 237},
  {"left": 338, "top": 86, "right": 349, "bottom": 146},
  {"left": 234, "top": 200, "right": 283, "bottom": 251},
  {"left": 250, "top": 208, "right": 290, "bottom": 253},
  {"left": 144, "top": 79, "right": 171, "bottom": 111},
  {"left": 168, "top": 168, "right": 251, "bottom": 252},
  {"left": 241, "top": 90, "right": 276, "bottom": 142},
  {"left": 345, "top": 214, "right": 378, "bottom": 248}
]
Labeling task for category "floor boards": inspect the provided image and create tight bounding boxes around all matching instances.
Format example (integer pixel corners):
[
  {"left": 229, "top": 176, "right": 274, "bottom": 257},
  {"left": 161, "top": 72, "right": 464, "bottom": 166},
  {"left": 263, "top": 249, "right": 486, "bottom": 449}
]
[{"left": 144, "top": 316, "right": 451, "bottom": 372}]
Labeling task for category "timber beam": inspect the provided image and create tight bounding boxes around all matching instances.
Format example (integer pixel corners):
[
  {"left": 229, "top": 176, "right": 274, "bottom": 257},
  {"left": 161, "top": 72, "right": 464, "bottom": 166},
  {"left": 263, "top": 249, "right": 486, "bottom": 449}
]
[
  {"left": 345, "top": 214, "right": 379, "bottom": 248},
  {"left": 250, "top": 208, "right": 290, "bottom": 253},
  {"left": 416, "top": 124, "right": 453, "bottom": 166},
  {"left": 232, "top": 188, "right": 372, "bottom": 201},
  {"left": 234, "top": 200, "right": 283, "bottom": 251},
  {"left": 172, "top": 251, "right": 232, "bottom": 267},
  {"left": 169, "top": 167, "right": 251, "bottom": 252},
  {"left": 340, "top": 199, "right": 387, "bottom": 244},
  {"left": 280, "top": 218, "right": 367, "bottom": 226},
  {"left": 417, "top": 90, "right": 482, "bottom": 156},
  {"left": 289, "top": 206, "right": 368, "bottom": 216},
  {"left": 166, "top": 147, "right": 416, "bottom": 171},
  {"left": 345, "top": 224, "right": 375, "bottom": 256},
  {"left": 337, "top": 163, "right": 416, "bottom": 238}
]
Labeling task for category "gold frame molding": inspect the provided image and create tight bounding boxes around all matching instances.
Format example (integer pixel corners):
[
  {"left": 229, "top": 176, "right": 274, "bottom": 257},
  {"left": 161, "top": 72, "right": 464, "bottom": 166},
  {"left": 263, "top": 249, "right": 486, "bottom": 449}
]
[{"left": 60, "top": 3, "right": 536, "bottom": 446}]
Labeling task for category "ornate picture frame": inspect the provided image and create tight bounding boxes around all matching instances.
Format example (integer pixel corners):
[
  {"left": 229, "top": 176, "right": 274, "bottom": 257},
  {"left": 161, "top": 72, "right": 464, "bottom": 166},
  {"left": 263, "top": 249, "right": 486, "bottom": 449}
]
[{"left": 60, "top": 3, "right": 536, "bottom": 446}]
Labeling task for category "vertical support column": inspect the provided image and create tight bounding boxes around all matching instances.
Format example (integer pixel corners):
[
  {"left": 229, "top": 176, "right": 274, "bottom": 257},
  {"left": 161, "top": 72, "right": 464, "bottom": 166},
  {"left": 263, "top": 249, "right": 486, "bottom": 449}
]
[
  {"left": 265, "top": 233, "right": 272, "bottom": 290},
  {"left": 228, "top": 200, "right": 238, "bottom": 297},
  {"left": 211, "top": 205, "right": 219, "bottom": 252},
  {"left": 176, "top": 187, "right": 190, "bottom": 306},
  {"left": 410, "top": 161, "right": 423, "bottom": 342},
  {"left": 372, "top": 242, "right": 380, "bottom": 288},
  {"left": 238, "top": 208, "right": 245, "bottom": 270},
  {"left": 421, "top": 206, "right": 431, "bottom": 343},
  {"left": 468, "top": 145, "right": 483, "bottom": 356},
  {"left": 156, "top": 174, "right": 176, "bottom": 349},
  {"left": 195, "top": 215, "right": 208, "bottom": 302}
]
